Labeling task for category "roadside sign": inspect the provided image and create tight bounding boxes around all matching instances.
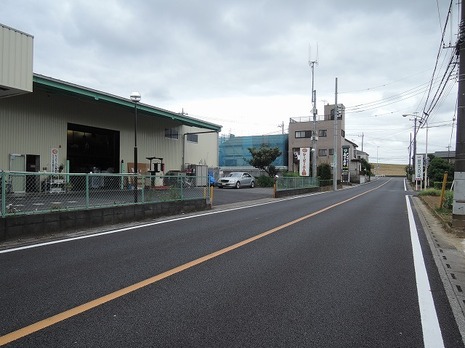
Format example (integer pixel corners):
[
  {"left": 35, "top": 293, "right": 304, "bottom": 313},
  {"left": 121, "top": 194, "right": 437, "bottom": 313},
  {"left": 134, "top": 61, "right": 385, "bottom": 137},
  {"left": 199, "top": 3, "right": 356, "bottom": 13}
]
[{"left": 415, "top": 154, "right": 423, "bottom": 181}]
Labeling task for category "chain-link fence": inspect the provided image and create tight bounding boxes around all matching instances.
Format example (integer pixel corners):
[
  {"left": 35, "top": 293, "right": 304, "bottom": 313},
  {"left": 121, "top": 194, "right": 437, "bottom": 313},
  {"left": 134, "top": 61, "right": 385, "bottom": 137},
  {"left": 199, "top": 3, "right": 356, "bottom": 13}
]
[
  {"left": 275, "top": 176, "right": 319, "bottom": 191},
  {"left": 1, "top": 171, "right": 211, "bottom": 217}
]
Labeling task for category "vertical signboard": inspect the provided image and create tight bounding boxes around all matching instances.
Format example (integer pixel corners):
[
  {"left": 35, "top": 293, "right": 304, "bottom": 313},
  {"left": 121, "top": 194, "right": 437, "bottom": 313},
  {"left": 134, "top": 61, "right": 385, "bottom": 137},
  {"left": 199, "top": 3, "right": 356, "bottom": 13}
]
[
  {"left": 415, "top": 154, "right": 423, "bottom": 181},
  {"left": 342, "top": 147, "right": 349, "bottom": 171},
  {"left": 299, "top": 147, "right": 310, "bottom": 176},
  {"left": 51, "top": 147, "right": 59, "bottom": 173}
]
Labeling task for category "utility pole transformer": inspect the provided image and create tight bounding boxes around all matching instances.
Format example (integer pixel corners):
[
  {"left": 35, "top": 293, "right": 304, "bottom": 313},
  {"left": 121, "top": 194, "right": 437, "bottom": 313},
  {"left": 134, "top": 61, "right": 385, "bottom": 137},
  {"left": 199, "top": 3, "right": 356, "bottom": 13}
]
[{"left": 453, "top": 2, "right": 465, "bottom": 228}]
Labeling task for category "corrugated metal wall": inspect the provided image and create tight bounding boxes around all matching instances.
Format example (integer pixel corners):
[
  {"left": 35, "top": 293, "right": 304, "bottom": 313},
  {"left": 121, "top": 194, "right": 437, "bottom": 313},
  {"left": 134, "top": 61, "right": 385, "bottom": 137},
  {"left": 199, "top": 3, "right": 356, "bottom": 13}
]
[
  {"left": 182, "top": 126, "right": 219, "bottom": 169},
  {"left": 0, "top": 87, "right": 219, "bottom": 172},
  {"left": 0, "top": 24, "right": 33, "bottom": 93}
]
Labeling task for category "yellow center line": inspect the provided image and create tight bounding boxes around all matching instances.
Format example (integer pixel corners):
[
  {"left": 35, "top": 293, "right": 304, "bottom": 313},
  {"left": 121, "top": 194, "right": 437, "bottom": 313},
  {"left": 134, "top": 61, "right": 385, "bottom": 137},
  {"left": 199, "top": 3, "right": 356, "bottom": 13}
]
[{"left": 0, "top": 180, "right": 388, "bottom": 346}]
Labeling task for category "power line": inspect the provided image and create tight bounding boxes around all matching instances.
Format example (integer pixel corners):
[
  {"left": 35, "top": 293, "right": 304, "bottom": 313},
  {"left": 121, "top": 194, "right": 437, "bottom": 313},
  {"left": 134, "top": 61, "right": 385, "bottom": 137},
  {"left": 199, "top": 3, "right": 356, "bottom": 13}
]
[
  {"left": 421, "top": 0, "right": 455, "bottom": 124},
  {"left": 344, "top": 77, "right": 446, "bottom": 114}
]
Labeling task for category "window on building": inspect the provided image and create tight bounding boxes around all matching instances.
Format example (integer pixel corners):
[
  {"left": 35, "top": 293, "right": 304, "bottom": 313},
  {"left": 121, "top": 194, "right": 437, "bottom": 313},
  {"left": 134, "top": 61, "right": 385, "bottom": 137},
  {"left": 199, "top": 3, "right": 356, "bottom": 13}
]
[
  {"left": 165, "top": 128, "right": 179, "bottom": 139},
  {"left": 186, "top": 133, "right": 198, "bottom": 143},
  {"left": 318, "top": 149, "right": 327, "bottom": 156},
  {"left": 318, "top": 129, "right": 327, "bottom": 137},
  {"left": 295, "top": 130, "right": 312, "bottom": 138},
  {"left": 329, "top": 148, "right": 334, "bottom": 155}
]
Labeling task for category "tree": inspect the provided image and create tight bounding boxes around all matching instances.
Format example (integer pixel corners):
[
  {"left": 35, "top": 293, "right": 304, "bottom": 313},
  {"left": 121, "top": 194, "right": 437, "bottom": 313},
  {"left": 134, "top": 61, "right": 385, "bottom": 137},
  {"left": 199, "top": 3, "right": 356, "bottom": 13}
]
[
  {"left": 248, "top": 145, "right": 282, "bottom": 177},
  {"left": 427, "top": 156, "right": 454, "bottom": 183},
  {"left": 359, "top": 158, "right": 372, "bottom": 177},
  {"left": 405, "top": 165, "right": 413, "bottom": 178},
  {"left": 317, "top": 163, "right": 332, "bottom": 180}
]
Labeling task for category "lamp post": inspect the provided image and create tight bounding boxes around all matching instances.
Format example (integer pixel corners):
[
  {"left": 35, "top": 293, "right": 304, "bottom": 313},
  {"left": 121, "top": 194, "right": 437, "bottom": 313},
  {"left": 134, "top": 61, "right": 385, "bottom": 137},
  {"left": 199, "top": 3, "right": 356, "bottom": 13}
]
[
  {"left": 403, "top": 112, "right": 421, "bottom": 187},
  {"left": 130, "top": 91, "right": 141, "bottom": 202}
]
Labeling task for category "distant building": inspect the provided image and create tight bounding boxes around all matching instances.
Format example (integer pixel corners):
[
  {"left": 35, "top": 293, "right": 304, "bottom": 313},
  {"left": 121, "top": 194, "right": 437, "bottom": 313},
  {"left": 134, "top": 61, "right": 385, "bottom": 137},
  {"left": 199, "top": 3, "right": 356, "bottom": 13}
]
[
  {"left": 219, "top": 134, "right": 288, "bottom": 176},
  {"left": 432, "top": 150, "right": 455, "bottom": 164},
  {"left": 0, "top": 24, "right": 33, "bottom": 98},
  {"left": 0, "top": 23, "right": 222, "bottom": 193},
  {"left": 288, "top": 104, "right": 367, "bottom": 183},
  {"left": 355, "top": 150, "right": 369, "bottom": 161}
]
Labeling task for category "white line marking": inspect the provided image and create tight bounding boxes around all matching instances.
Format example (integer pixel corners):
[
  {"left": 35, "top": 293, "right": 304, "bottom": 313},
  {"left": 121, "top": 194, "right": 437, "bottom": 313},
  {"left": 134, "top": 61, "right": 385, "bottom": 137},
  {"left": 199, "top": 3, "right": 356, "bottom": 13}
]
[
  {"left": 0, "top": 182, "right": 372, "bottom": 254},
  {"left": 0, "top": 199, "right": 282, "bottom": 254},
  {"left": 405, "top": 195, "right": 444, "bottom": 348}
]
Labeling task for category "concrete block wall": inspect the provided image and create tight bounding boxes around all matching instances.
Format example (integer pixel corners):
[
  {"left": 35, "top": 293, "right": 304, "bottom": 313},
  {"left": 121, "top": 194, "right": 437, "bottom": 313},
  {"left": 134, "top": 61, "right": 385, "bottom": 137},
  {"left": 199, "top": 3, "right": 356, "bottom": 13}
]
[{"left": 0, "top": 199, "right": 209, "bottom": 242}]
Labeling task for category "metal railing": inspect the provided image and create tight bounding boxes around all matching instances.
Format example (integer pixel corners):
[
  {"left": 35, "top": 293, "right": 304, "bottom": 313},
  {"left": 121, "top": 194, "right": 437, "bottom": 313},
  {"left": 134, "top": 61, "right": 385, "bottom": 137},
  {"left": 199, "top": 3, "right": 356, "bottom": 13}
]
[
  {"left": 1, "top": 171, "right": 211, "bottom": 217},
  {"left": 275, "top": 176, "right": 319, "bottom": 191}
]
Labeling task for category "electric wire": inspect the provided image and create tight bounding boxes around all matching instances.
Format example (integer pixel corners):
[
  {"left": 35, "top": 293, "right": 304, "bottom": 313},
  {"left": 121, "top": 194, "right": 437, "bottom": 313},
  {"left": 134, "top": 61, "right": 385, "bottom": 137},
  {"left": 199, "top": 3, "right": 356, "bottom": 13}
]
[{"left": 420, "top": 0, "right": 455, "bottom": 125}]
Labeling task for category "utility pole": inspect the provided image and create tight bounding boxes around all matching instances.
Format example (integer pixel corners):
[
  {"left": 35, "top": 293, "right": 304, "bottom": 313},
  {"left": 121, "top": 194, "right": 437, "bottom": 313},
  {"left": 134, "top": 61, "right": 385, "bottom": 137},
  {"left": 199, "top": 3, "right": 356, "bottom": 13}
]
[
  {"left": 413, "top": 117, "right": 418, "bottom": 172},
  {"left": 333, "top": 78, "right": 338, "bottom": 191},
  {"left": 424, "top": 121, "right": 429, "bottom": 190},
  {"left": 277, "top": 121, "right": 285, "bottom": 134},
  {"left": 408, "top": 133, "right": 412, "bottom": 175},
  {"left": 403, "top": 112, "right": 419, "bottom": 185},
  {"left": 309, "top": 45, "right": 318, "bottom": 178},
  {"left": 453, "top": 2, "right": 465, "bottom": 227}
]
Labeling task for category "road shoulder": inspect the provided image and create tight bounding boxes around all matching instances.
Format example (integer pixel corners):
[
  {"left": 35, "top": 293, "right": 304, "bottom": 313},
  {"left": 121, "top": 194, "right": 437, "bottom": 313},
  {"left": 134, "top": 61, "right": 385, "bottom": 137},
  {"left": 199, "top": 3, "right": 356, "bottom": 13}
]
[{"left": 412, "top": 196, "right": 465, "bottom": 343}]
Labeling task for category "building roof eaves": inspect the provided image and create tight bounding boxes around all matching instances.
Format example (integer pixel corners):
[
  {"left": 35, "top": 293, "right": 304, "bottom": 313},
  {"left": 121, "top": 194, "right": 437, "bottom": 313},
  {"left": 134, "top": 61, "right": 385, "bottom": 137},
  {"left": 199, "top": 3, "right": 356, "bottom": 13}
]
[{"left": 33, "top": 74, "right": 222, "bottom": 131}]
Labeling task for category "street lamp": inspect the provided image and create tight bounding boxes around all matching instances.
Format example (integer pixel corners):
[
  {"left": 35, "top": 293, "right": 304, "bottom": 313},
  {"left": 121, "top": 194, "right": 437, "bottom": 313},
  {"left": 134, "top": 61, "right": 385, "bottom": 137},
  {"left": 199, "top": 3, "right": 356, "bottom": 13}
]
[
  {"left": 130, "top": 91, "right": 141, "bottom": 202},
  {"left": 403, "top": 112, "right": 421, "bottom": 186}
]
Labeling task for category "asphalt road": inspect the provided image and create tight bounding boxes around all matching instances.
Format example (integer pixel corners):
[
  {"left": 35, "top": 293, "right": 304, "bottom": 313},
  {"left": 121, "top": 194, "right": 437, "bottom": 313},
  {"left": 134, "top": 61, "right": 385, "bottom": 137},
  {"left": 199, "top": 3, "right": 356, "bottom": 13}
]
[
  {"left": 0, "top": 177, "right": 463, "bottom": 347},
  {"left": 211, "top": 186, "right": 274, "bottom": 206}
]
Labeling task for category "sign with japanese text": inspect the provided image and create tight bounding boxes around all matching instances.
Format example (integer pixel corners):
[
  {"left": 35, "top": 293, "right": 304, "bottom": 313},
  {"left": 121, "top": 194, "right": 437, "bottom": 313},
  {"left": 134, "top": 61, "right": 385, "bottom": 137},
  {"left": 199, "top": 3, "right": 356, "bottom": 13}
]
[
  {"left": 299, "top": 148, "right": 310, "bottom": 176},
  {"left": 342, "top": 147, "right": 349, "bottom": 171},
  {"left": 51, "top": 147, "right": 59, "bottom": 173},
  {"left": 415, "top": 154, "right": 423, "bottom": 181}
]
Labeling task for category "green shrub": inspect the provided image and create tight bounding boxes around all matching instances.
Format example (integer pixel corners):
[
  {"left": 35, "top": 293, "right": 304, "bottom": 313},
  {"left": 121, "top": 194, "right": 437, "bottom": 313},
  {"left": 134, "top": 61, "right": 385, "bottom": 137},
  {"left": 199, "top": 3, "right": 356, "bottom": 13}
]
[
  {"left": 443, "top": 191, "right": 453, "bottom": 209},
  {"left": 283, "top": 171, "right": 300, "bottom": 177},
  {"left": 317, "top": 163, "right": 332, "bottom": 181},
  {"left": 257, "top": 175, "right": 274, "bottom": 187},
  {"left": 319, "top": 179, "right": 332, "bottom": 187}
]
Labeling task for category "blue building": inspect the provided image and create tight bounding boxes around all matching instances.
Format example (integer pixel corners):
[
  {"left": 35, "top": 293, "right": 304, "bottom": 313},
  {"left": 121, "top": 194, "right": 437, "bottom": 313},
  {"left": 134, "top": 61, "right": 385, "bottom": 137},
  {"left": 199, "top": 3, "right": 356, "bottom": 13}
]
[{"left": 219, "top": 134, "right": 288, "bottom": 173}]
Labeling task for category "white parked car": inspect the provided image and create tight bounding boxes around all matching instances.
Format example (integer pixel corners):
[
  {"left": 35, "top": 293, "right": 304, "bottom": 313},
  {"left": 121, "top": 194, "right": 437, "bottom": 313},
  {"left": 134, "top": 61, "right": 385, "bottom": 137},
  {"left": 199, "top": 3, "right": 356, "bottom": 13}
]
[{"left": 217, "top": 172, "right": 255, "bottom": 189}]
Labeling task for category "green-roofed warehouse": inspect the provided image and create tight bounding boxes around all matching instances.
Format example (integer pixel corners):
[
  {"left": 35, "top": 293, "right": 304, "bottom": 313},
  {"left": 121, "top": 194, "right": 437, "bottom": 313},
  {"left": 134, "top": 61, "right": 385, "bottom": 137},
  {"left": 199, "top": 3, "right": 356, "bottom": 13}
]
[{"left": 0, "top": 73, "right": 222, "bottom": 179}]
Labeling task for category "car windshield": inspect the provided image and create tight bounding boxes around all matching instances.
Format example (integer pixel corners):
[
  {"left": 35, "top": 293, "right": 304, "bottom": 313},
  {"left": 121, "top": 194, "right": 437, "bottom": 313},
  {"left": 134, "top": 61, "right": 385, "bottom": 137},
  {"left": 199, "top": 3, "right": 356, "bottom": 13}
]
[{"left": 228, "top": 172, "right": 242, "bottom": 177}]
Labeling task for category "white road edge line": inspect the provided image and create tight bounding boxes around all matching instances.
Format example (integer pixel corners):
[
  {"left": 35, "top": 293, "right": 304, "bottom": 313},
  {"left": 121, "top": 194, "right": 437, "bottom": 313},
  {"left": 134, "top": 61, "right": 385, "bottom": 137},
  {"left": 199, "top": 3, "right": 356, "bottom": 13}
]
[
  {"left": 0, "top": 192, "right": 326, "bottom": 254},
  {"left": 0, "top": 181, "right": 374, "bottom": 254},
  {"left": 0, "top": 181, "right": 384, "bottom": 254},
  {"left": 406, "top": 195, "right": 445, "bottom": 348}
]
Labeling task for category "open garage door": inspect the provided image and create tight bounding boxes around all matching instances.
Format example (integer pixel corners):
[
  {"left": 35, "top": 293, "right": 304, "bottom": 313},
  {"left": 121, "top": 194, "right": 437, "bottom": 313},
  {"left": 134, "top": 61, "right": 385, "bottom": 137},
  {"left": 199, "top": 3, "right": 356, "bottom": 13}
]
[{"left": 67, "top": 123, "right": 120, "bottom": 173}]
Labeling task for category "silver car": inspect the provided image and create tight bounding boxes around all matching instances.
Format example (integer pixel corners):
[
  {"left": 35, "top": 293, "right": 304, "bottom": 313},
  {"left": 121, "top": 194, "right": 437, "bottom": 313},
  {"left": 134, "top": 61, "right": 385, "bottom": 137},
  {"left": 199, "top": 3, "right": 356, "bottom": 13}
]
[{"left": 217, "top": 172, "right": 255, "bottom": 189}]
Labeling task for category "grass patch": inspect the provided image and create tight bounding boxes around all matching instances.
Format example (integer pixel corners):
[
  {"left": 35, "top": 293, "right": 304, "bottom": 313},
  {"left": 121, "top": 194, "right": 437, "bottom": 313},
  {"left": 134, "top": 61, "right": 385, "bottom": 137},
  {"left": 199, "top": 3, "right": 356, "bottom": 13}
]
[
  {"left": 418, "top": 188, "right": 453, "bottom": 212},
  {"left": 417, "top": 188, "right": 441, "bottom": 197}
]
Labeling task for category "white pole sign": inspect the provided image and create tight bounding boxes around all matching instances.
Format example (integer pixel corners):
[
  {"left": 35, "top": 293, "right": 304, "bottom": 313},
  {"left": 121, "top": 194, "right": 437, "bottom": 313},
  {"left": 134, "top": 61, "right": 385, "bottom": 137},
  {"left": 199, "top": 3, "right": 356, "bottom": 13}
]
[
  {"left": 299, "top": 148, "right": 310, "bottom": 176},
  {"left": 51, "top": 147, "right": 59, "bottom": 173},
  {"left": 415, "top": 154, "right": 423, "bottom": 181}
]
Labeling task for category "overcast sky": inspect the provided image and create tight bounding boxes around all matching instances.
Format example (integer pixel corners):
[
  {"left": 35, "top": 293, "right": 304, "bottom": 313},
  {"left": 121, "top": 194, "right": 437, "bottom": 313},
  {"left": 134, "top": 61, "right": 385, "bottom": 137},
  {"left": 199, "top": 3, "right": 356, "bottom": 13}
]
[{"left": 2, "top": 0, "right": 459, "bottom": 164}]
